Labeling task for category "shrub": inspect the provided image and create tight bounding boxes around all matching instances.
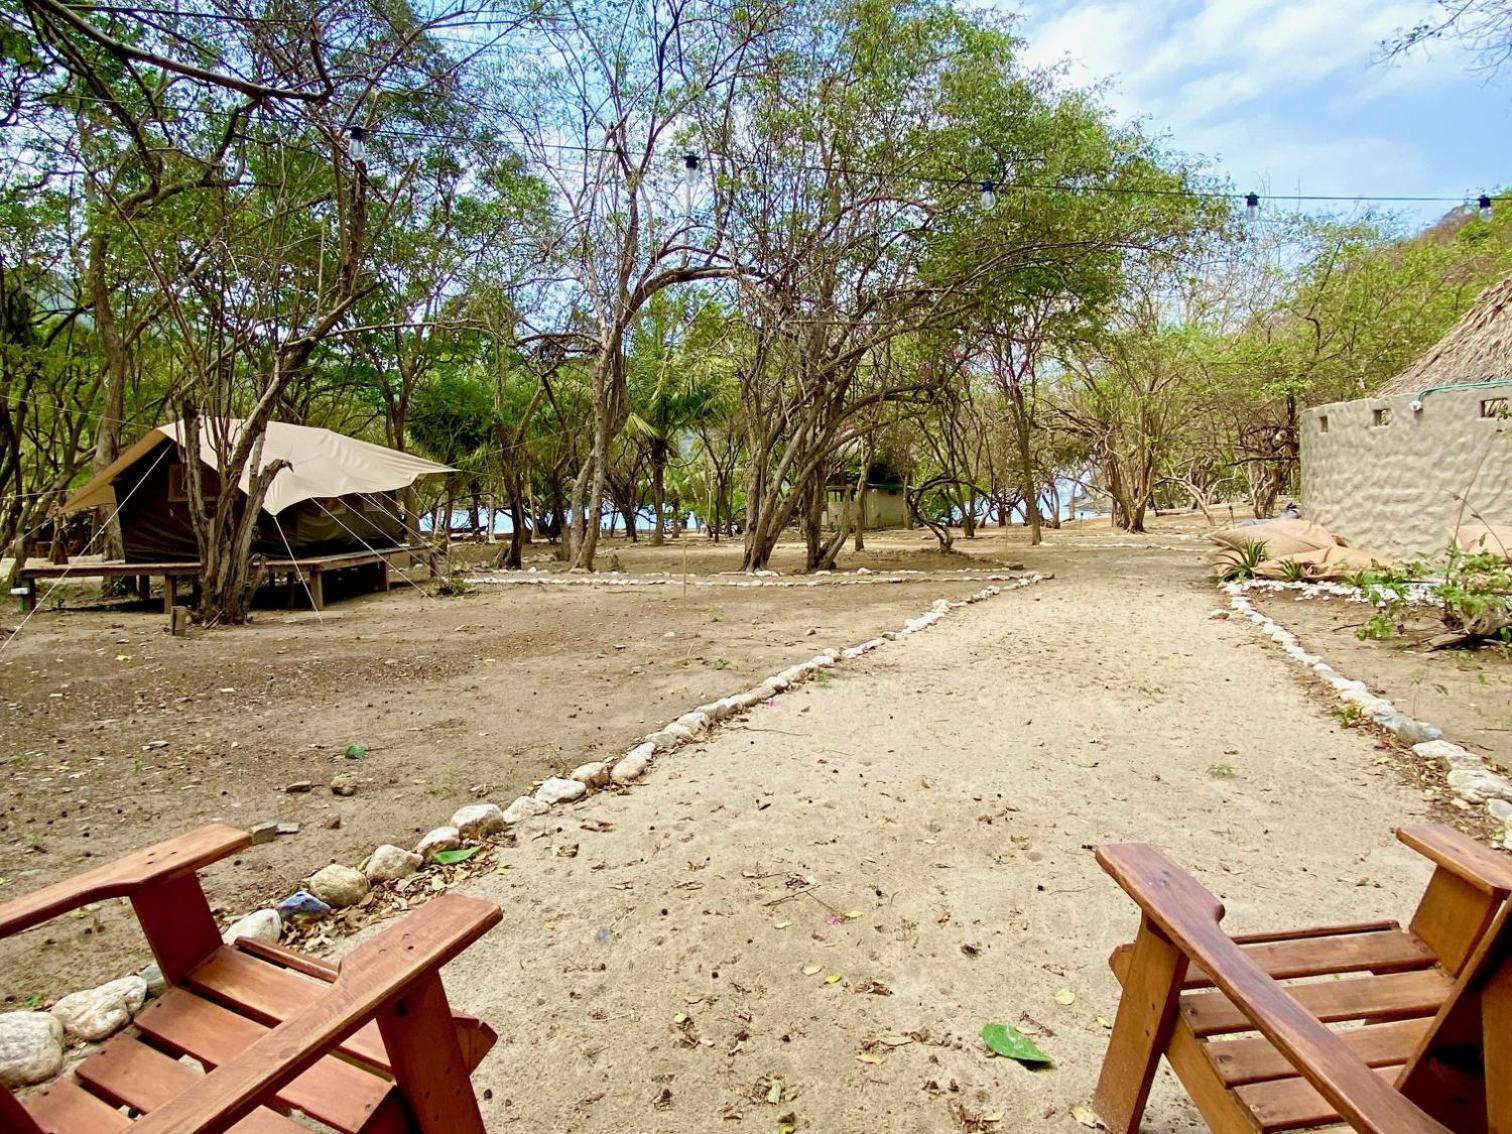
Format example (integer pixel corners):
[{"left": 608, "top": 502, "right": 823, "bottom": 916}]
[
  {"left": 1355, "top": 549, "right": 1511, "bottom": 645},
  {"left": 434, "top": 574, "right": 472, "bottom": 598}
]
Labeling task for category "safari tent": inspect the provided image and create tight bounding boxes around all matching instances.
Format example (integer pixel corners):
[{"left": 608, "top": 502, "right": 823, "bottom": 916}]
[
  {"left": 62, "top": 420, "right": 452, "bottom": 562},
  {"left": 1300, "top": 276, "right": 1512, "bottom": 560}
]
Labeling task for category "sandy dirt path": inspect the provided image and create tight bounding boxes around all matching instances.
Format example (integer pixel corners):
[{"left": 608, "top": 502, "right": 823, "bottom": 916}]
[{"left": 438, "top": 546, "right": 1442, "bottom": 1133}]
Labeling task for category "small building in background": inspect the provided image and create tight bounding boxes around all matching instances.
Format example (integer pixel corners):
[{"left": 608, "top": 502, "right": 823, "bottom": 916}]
[
  {"left": 1300, "top": 277, "right": 1511, "bottom": 561},
  {"left": 822, "top": 475, "right": 910, "bottom": 530}
]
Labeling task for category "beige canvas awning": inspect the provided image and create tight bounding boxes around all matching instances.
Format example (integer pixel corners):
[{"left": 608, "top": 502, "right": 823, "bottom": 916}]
[{"left": 64, "top": 420, "right": 454, "bottom": 516}]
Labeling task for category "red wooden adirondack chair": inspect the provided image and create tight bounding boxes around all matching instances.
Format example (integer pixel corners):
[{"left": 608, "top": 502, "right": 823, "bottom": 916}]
[
  {"left": 0, "top": 824, "right": 501, "bottom": 1134},
  {"left": 1092, "top": 825, "right": 1512, "bottom": 1134}
]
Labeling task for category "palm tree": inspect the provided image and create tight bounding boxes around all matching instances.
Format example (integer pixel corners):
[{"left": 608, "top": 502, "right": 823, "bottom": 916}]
[{"left": 625, "top": 295, "right": 734, "bottom": 544}]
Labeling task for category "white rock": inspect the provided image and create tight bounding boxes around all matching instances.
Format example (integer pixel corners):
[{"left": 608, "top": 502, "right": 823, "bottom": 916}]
[
  {"left": 1487, "top": 798, "right": 1512, "bottom": 824},
  {"left": 450, "top": 803, "right": 507, "bottom": 839},
  {"left": 536, "top": 776, "right": 587, "bottom": 804},
  {"left": 652, "top": 722, "right": 694, "bottom": 747},
  {"left": 1412, "top": 740, "right": 1477, "bottom": 767},
  {"left": 503, "top": 795, "right": 550, "bottom": 824},
  {"left": 674, "top": 712, "right": 710, "bottom": 734},
  {"left": 364, "top": 844, "right": 422, "bottom": 882},
  {"left": 570, "top": 762, "right": 611, "bottom": 788},
  {"left": 1447, "top": 768, "right": 1512, "bottom": 804},
  {"left": 139, "top": 963, "right": 166, "bottom": 997},
  {"left": 612, "top": 749, "right": 652, "bottom": 785},
  {"left": 0, "top": 1012, "right": 64, "bottom": 1087},
  {"left": 415, "top": 826, "right": 461, "bottom": 861},
  {"left": 309, "top": 864, "right": 369, "bottom": 908},
  {"left": 222, "top": 908, "right": 281, "bottom": 946},
  {"left": 50, "top": 976, "right": 147, "bottom": 1043},
  {"left": 1395, "top": 719, "right": 1443, "bottom": 745}
]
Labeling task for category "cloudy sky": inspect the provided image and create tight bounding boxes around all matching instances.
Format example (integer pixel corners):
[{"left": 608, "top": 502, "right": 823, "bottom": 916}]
[{"left": 1006, "top": 0, "right": 1509, "bottom": 224}]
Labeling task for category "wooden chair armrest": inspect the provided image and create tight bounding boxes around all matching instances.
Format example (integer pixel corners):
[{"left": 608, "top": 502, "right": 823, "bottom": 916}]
[
  {"left": 0, "top": 824, "right": 249, "bottom": 939},
  {"left": 1096, "top": 844, "right": 1454, "bottom": 1134},
  {"left": 130, "top": 893, "right": 501, "bottom": 1134},
  {"left": 1396, "top": 824, "right": 1512, "bottom": 897}
]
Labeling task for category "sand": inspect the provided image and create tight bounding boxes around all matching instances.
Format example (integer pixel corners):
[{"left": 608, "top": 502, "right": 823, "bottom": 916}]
[
  {"left": 432, "top": 539, "right": 1443, "bottom": 1133},
  {"left": 2, "top": 519, "right": 1480, "bottom": 1131}
]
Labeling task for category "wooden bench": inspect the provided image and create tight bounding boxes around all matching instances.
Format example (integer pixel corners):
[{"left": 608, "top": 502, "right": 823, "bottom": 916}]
[
  {"left": 18, "top": 544, "right": 438, "bottom": 614},
  {"left": 0, "top": 825, "right": 500, "bottom": 1133},
  {"left": 1093, "top": 825, "right": 1512, "bottom": 1134}
]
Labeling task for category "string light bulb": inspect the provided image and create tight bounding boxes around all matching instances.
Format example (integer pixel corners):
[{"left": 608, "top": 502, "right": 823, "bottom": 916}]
[
  {"left": 980, "top": 180, "right": 996, "bottom": 210},
  {"left": 1478, "top": 194, "right": 1494, "bottom": 220},
  {"left": 682, "top": 154, "right": 700, "bottom": 219},
  {"left": 1245, "top": 192, "right": 1259, "bottom": 222},
  {"left": 347, "top": 125, "right": 367, "bottom": 165}
]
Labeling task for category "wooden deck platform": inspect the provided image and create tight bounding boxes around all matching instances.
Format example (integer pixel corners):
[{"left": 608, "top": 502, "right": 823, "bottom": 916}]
[{"left": 17, "top": 544, "right": 437, "bottom": 614}]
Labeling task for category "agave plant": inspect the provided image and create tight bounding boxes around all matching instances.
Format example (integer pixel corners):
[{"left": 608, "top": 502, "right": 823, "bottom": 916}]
[
  {"left": 1218, "top": 539, "right": 1268, "bottom": 583},
  {"left": 1278, "top": 558, "right": 1308, "bottom": 583}
]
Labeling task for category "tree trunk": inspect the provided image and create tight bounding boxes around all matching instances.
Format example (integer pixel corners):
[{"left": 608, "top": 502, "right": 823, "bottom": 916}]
[
  {"left": 852, "top": 480, "right": 867, "bottom": 552},
  {"left": 87, "top": 217, "right": 128, "bottom": 561},
  {"left": 181, "top": 406, "right": 289, "bottom": 625},
  {"left": 650, "top": 443, "right": 666, "bottom": 547}
]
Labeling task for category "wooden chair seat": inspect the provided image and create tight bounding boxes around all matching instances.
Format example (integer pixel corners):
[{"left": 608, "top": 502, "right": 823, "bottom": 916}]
[
  {"left": 2, "top": 825, "right": 501, "bottom": 1134},
  {"left": 1109, "top": 921, "right": 1454, "bottom": 1133},
  {"left": 1093, "top": 826, "right": 1512, "bottom": 1134}
]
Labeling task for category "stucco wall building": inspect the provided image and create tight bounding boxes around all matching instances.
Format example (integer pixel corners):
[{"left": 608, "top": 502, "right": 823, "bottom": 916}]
[
  {"left": 1300, "top": 275, "right": 1511, "bottom": 561},
  {"left": 1300, "top": 386, "right": 1510, "bottom": 560}
]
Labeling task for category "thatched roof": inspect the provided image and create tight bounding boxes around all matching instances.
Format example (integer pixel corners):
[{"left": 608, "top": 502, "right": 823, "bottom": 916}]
[{"left": 1376, "top": 275, "right": 1512, "bottom": 397}]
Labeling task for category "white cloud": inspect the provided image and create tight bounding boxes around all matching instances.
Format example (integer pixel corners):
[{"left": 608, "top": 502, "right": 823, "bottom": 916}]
[
  {"left": 1000, "top": 0, "right": 1494, "bottom": 211},
  {"left": 1011, "top": 0, "right": 1443, "bottom": 128}
]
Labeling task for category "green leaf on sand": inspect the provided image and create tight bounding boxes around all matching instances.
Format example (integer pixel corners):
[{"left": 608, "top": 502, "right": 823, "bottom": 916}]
[
  {"left": 432, "top": 846, "right": 480, "bottom": 866},
  {"left": 343, "top": 744, "right": 367, "bottom": 760},
  {"left": 980, "top": 1023, "right": 1052, "bottom": 1066}
]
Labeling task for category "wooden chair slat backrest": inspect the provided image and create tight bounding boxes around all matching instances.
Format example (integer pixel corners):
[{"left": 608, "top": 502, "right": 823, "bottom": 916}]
[
  {"left": 1398, "top": 827, "right": 1512, "bottom": 980},
  {"left": 1399, "top": 897, "right": 1512, "bottom": 1133}
]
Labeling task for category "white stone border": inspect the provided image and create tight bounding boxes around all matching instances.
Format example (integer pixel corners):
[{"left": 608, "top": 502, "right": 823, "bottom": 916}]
[
  {"left": 1224, "top": 580, "right": 1512, "bottom": 847},
  {"left": 4, "top": 574, "right": 1047, "bottom": 1082}
]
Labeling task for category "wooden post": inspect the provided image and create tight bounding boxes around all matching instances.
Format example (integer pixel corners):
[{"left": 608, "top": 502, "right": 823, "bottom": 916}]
[
  {"left": 376, "top": 972, "right": 488, "bottom": 1134},
  {"left": 170, "top": 606, "right": 191, "bottom": 637},
  {"left": 682, "top": 541, "right": 688, "bottom": 601},
  {"left": 129, "top": 873, "right": 222, "bottom": 986},
  {"left": 308, "top": 571, "right": 324, "bottom": 610},
  {"left": 162, "top": 574, "right": 177, "bottom": 614},
  {"left": 137, "top": 574, "right": 151, "bottom": 602},
  {"left": 1487, "top": 958, "right": 1511, "bottom": 1130},
  {"left": 1094, "top": 917, "right": 1188, "bottom": 1134},
  {"left": 377, "top": 557, "right": 390, "bottom": 593}
]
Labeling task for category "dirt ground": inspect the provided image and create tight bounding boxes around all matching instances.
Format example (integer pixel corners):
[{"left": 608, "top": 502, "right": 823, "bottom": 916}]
[
  {"left": 6, "top": 511, "right": 1495, "bottom": 1134},
  {"left": 426, "top": 529, "right": 1458, "bottom": 1134},
  {"left": 1250, "top": 589, "right": 1512, "bottom": 774},
  {"left": 0, "top": 531, "right": 1042, "bottom": 1001}
]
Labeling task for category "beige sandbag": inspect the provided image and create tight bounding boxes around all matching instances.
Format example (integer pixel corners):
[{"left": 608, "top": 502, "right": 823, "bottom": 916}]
[
  {"left": 1209, "top": 519, "right": 1340, "bottom": 559},
  {"left": 1453, "top": 523, "right": 1512, "bottom": 563},
  {"left": 1255, "top": 545, "right": 1392, "bottom": 580}
]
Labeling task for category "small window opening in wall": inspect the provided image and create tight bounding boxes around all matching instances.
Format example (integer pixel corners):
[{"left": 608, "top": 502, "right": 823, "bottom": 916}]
[
  {"left": 1371, "top": 407, "right": 1392, "bottom": 427},
  {"left": 1481, "top": 397, "right": 1509, "bottom": 419},
  {"left": 1318, "top": 415, "right": 1329, "bottom": 434}
]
